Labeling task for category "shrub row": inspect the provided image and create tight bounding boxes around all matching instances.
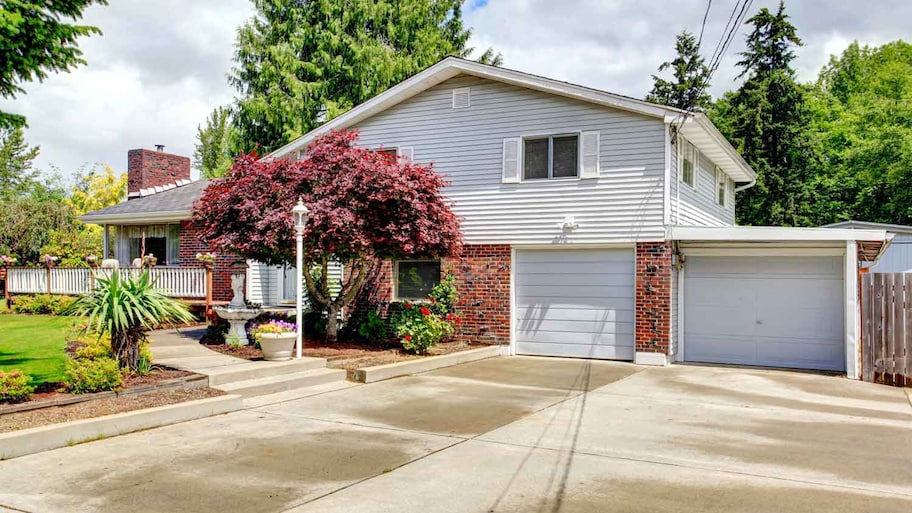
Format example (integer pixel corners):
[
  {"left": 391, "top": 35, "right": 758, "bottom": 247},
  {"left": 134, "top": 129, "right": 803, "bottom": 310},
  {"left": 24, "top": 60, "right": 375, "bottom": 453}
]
[{"left": 11, "top": 294, "right": 76, "bottom": 315}]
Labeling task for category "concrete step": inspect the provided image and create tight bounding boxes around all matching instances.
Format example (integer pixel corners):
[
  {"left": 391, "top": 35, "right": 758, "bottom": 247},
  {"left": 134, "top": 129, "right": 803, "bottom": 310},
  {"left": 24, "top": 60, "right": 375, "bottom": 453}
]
[
  {"left": 214, "top": 367, "right": 346, "bottom": 397},
  {"left": 203, "top": 358, "right": 328, "bottom": 386}
]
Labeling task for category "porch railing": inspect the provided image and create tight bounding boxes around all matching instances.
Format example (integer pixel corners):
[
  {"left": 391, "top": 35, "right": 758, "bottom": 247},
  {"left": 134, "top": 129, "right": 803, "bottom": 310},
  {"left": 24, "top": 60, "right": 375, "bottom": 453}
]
[{"left": 4, "top": 267, "right": 208, "bottom": 299}]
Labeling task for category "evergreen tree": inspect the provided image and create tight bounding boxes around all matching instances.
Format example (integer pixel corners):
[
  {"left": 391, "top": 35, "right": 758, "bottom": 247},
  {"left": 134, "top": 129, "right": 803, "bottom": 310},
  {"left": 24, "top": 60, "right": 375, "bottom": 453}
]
[
  {"left": 0, "top": 127, "right": 40, "bottom": 200},
  {"left": 0, "top": 0, "right": 107, "bottom": 129},
  {"left": 711, "top": 1, "right": 817, "bottom": 226},
  {"left": 646, "top": 30, "right": 711, "bottom": 111},
  {"left": 193, "top": 106, "right": 236, "bottom": 179},
  {"left": 229, "top": 0, "right": 499, "bottom": 154}
]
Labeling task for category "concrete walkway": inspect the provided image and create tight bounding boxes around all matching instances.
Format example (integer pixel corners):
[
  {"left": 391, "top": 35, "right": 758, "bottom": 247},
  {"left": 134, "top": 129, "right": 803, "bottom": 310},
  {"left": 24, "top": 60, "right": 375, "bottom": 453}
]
[
  {"left": 148, "top": 328, "right": 346, "bottom": 401},
  {"left": 0, "top": 357, "right": 910, "bottom": 512}
]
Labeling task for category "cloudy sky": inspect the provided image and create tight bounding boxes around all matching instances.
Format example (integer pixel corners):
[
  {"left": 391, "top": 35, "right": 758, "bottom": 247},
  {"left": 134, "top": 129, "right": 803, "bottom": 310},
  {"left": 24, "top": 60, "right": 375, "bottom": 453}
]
[{"left": 2, "top": 0, "right": 909, "bottom": 181}]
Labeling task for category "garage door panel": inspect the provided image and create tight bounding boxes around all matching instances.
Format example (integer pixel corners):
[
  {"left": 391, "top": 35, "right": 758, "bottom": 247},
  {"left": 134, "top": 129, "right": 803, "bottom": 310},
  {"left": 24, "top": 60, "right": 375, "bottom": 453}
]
[
  {"left": 681, "top": 334, "right": 757, "bottom": 364},
  {"left": 515, "top": 249, "right": 635, "bottom": 360},
  {"left": 516, "top": 318, "right": 634, "bottom": 335},
  {"left": 515, "top": 341, "right": 635, "bottom": 360},
  {"left": 757, "top": 339, "right": 844, "bottom": 371},
  {"left": 518, "top": 285, "right": 633, "bottom": 300},
  {"left": 515, "top": 272, "right": 634, "bottom": 287},
  {"left": 684, "top": 255, "right": 845, "bottom": 372}
]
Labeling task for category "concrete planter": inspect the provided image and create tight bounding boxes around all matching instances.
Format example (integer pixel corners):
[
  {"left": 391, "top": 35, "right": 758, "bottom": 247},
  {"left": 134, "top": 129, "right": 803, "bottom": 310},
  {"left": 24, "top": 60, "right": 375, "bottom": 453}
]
[{"left": 259, "top": 333, "right": 296, "bottom": 361}]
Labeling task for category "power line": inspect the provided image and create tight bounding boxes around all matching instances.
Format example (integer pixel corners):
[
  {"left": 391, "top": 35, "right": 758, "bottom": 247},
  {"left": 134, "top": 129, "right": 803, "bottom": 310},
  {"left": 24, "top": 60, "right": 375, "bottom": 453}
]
[{"left": 696, "top": 0, "right": 713, "bottom": 50}]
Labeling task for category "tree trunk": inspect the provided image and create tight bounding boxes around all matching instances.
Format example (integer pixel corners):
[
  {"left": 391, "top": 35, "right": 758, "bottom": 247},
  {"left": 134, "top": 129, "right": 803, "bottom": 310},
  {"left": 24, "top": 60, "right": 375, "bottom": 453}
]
[
  {"left": 325, "top": 305, "right": 340, "bottom": 342},
  {"left": 111, "top": 329, "right": 142, "bottom": 370}
]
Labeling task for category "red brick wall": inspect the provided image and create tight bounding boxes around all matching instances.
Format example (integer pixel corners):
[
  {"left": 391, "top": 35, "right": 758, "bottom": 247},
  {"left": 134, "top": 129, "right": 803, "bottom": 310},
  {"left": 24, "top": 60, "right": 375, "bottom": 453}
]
[
  {"left": 178, "top": 220, "right": 239, "bottom": 302},
  {"left": 635, "top": 242, "right": 672, "bottom": 354},
  {"left": 128, "top": 149, "right": 191, "bottom": 197},
  {"left": 443, "top": 244, "right": 511, "bottom": 345},
  {"left": 349, "top": 244, "right": 512, "bottom": 345}
]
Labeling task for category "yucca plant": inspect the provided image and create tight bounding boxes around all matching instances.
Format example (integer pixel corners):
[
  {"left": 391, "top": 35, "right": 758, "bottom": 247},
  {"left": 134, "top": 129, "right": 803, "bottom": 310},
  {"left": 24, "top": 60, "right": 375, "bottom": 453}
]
[{"left": 64, "top": 270, "right": 195, "bottom": 371}]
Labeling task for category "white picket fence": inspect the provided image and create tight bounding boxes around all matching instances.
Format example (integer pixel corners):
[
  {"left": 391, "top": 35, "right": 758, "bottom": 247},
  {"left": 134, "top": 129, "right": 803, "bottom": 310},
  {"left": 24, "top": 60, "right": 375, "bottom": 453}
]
[{"left": 5, "top": 267, "right": 207, "bottom": 298}]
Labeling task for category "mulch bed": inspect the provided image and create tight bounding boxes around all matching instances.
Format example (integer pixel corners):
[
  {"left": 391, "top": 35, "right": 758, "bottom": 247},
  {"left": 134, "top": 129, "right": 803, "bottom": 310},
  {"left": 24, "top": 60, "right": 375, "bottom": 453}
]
[
  {"left": 5, "top": 367, "right": 195, "bottom": 406},
  {"left": 204, "top": 339, "right": 491, "bottom": 372},
  {"left": 0, "top": 387, "right": 225, "bottom": 433}
]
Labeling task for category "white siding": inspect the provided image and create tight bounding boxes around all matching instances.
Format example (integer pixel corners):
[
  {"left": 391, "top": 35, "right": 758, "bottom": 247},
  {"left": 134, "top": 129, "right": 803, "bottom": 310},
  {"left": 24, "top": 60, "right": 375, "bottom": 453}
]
[
  {"left": 868, "top": 233, "right": 912, "bottom": 272},
  {"left": 353, "top": 75, "right": 667, "bottom": 244},
  {"left": 669, "top": 137, "right": 736, "bottom": 227},
  {"left": 246, "top": 261, "right": 281, "bottom": 306}
]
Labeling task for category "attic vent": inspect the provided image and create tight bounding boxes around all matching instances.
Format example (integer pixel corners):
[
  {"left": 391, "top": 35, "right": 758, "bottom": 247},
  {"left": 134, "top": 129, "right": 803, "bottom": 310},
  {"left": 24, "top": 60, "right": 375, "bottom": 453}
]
[{"left": 452, "top": 87, "right": 471, "bottom": 109}]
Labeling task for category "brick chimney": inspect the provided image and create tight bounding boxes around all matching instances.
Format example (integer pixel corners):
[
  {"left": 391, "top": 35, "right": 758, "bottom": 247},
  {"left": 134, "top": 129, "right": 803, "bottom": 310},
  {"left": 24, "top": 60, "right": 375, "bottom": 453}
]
[{"left": 127, "top": 148, "right": 192, "bottom": 199}]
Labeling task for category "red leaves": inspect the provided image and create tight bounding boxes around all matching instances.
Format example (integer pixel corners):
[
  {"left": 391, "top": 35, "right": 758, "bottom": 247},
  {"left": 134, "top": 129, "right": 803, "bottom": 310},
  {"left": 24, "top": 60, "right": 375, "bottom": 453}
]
[{"left": 192, "top": 130, "right": 463, "bottom": 268}]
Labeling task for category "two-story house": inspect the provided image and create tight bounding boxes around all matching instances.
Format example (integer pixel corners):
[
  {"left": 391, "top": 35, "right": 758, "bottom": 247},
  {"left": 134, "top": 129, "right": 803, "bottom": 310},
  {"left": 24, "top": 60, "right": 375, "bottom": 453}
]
[{"left": 83, "top": 57, "right": 890, "bottom": 379}]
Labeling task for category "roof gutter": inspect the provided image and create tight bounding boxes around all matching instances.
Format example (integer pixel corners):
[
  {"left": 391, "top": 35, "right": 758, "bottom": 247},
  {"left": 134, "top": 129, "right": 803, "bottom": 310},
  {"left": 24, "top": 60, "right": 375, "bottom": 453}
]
[{"left": 78, "top": 210, "right": 192, "bottom": 226}]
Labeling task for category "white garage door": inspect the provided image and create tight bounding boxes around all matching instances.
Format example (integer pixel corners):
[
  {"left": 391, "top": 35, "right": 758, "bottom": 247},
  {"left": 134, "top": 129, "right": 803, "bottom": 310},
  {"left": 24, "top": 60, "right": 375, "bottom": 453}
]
[
  {"left": 683, "top": 256, "right": 845, "bottom": 371},
  {"left": 515, "top": 249, "right": 635, "bottom": 359}
]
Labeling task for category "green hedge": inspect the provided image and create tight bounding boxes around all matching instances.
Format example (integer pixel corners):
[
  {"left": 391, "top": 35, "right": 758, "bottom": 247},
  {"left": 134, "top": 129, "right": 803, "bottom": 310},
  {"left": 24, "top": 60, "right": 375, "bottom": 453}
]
[{"left": 11, "top": 294, "right": 76, "bottom": 315}]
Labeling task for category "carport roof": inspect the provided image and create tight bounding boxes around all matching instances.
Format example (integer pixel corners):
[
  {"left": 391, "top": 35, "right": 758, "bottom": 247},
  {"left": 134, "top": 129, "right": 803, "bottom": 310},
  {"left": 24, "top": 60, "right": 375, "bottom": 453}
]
[{"left": 668, "top": 225, "right": 892, "bottom": 262}]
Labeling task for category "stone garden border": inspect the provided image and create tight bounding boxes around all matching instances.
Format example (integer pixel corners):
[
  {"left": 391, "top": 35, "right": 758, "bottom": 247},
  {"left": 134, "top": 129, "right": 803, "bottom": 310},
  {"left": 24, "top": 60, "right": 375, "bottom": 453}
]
[{"left": 353, "top": 345, "right": 505, "bottom": 383}]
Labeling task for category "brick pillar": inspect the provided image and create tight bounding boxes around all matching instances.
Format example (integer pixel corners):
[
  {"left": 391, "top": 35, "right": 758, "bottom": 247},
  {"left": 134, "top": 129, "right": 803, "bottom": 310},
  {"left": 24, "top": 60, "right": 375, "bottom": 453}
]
[
  {"left": 635, "top": 241, "right": 672, "bottom": 365},
  {"left": 443, "top": 244, "right": 511, "bottom": 345}
]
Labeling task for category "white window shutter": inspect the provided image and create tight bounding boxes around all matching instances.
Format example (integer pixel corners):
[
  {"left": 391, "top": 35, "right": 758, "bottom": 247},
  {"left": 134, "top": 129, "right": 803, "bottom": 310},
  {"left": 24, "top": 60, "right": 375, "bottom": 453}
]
[
  {"left": 580, "top": 131, "right": 600, "bottom": 179},
  {"left": 502, "top": 138, "right": 521, "bottom": 183},
  {"left": 398, "top": 146, "right": 414, "bottom": 161}
]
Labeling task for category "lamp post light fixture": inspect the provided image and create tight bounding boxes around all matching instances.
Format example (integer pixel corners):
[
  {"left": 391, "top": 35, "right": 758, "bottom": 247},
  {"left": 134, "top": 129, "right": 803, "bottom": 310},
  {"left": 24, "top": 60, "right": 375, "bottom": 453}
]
[{"left": 292, "top": 198, "right": 310, "bottom": 359}]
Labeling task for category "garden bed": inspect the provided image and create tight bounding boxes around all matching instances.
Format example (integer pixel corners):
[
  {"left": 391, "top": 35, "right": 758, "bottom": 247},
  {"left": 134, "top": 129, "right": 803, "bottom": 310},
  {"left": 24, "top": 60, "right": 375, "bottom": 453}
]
[
  {"left": 204, "top": 339, "right": 493, "bottom": 378},
  {"left": 0, "top": 387, "right": 225, "bottom": 434}
]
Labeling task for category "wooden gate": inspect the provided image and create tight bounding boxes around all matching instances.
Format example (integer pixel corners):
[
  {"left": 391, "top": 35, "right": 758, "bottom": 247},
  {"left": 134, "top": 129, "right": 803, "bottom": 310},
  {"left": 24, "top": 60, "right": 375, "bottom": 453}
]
[{"left": 861, "top": 273, "right": 912, "bottom": 386}]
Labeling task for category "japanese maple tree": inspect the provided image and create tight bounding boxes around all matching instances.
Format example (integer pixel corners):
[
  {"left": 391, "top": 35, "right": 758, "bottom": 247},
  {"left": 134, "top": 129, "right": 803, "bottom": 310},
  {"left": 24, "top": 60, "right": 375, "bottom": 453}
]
[{"left": 193, "top": 130, "right": 462, "bottom": 340}]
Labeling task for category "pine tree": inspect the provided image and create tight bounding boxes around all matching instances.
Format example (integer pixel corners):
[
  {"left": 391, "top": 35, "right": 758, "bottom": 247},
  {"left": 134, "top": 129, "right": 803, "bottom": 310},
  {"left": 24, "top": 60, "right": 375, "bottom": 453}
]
[
  {"left": 711, "top": 1, "right": 817, "bottom": 226},
  {"left": 0, "top": 127, "right": 40, "bottom": 200},
  {"left": 229, "top": 0, "right": 499, "bottom": 154},
  {"left": 193, "top": 106, "right": 236, "bottom": 179},
  {"left": 646, "top": 30, "right": 711, "bottom": 111}
]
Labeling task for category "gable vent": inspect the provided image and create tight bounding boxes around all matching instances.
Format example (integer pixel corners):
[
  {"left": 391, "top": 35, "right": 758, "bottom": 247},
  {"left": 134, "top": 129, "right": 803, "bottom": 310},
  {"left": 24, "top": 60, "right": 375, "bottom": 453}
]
[{"left": 452, "top": 87, "right": 471, "bottom": 109}]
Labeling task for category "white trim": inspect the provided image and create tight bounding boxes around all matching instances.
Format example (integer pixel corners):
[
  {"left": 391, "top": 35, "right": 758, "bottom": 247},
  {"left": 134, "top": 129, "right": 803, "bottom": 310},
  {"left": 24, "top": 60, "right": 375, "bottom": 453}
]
[
  {"left": 663, "top": 123, "right": 671, "bottom": 225},
  {"left": 509, "top": 246, "right": 517, "bottom": 356},
  {"left": 845, "top": 240, "right": 859, "bottom": 379},
  {"left": 681, "top": 247, "right": 845, "bottom": 257},
  {"left": 678, "top": 137, "right": 697, "bottom": 190},
  {"left": 677, "top": 263, "right": 686, "bottom": 362},
  {"left": 79, "top": 210, "right": 191, "bottom": 225},
  {"left": 715, "top": 165, "right": 726, "bottom": 207},
  {"left": 510, "top": 242, "right": 637, "bottom": 250},
  {"left": 668, "top": 225, "right": 889, "bottom": 242},
  {"left": 634, "top": 351, "right": 668, "bottom": 366}
]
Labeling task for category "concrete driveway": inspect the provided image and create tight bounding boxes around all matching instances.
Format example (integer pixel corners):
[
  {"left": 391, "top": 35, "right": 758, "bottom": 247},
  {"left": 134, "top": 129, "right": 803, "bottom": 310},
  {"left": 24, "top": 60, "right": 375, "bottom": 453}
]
[{"left": 1, "top": 357, "right": 910, "bottom": 512}]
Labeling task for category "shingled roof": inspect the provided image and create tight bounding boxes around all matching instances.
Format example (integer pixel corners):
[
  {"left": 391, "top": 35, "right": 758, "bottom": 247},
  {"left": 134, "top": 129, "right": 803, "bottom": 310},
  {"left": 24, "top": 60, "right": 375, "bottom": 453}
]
[{"left": 80, "top": 180, "right": 209, "bottom": 225}]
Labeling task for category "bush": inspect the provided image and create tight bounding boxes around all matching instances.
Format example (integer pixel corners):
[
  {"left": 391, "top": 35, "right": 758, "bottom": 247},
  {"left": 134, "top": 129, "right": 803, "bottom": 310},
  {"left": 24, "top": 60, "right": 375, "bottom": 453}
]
[
  {"left": 73, "top": 334, "right": 113, "bottom": 360},
  {"left": 358, "top": 310, "right": 388, "bottom": 342},
  {"left": 428, "top": 271, "right": 458, "bottom": 315},
  {"left": 64, "top": 357, "right": 123, "bottom": 394},
  {"left": 0, "top": 370, "right": 35, "bottom": 403},
  {"left": 11, "top": 294, "right": 76, "bottom": 315},
  {"left": 391, "top": 303, "right": 455, "bottom": 354}
]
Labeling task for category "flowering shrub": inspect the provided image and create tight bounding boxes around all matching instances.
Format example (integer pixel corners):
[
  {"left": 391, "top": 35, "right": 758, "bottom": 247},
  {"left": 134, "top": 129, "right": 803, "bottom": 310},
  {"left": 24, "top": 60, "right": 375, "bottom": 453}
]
[
  {"left": 142, "top": 254, "right": 157, "bottom": 268},
  {"left": 428, "top": 272, "right": 458, "bottom": 315},
  {"left": 195, "top": 252, "right": 217, "bottom": 265},
  {"left": 0, "top": 255, "right": 16, "bottom": 266},
  {"left": 85, "top": 254, "right": 97, "bottom": 265},
  {"left": 41, "top": 254, "right": 59, "bottom": 267},
  {"left": 0, "top": 370, "right": 35, "bottom": 403},
  {"left": 392, "top": 302, "right": 455, "bottom": 354},
  {"left": 249, "top": 319, "right": 297, "bottom": 343}
]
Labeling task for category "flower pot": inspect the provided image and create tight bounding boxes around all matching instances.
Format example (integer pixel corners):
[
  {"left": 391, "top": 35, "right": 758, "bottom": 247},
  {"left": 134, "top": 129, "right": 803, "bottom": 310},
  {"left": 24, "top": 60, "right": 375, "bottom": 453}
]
[{"left": 258, "top": 332, "right": 296, "bottom": 361}]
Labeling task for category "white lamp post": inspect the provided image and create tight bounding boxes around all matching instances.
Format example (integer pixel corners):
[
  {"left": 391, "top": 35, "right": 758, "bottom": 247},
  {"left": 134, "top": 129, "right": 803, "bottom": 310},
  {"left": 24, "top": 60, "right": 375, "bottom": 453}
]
[{"left": 292, "top": 198, "right": 310, "bottom": 359}]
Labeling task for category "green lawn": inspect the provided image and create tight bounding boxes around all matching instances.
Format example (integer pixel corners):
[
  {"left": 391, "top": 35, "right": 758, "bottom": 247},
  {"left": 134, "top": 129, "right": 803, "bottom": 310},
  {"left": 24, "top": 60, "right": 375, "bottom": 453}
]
[{"left": 0, "top": 313, "right": 75, "bottom": 384}]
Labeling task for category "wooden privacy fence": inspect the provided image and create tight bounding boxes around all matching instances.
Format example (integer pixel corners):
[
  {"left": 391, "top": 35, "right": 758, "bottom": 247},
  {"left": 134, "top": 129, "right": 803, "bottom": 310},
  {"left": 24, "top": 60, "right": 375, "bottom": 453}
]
[{"left": 861, "top": 272, "right": 912, "bottom": 386}]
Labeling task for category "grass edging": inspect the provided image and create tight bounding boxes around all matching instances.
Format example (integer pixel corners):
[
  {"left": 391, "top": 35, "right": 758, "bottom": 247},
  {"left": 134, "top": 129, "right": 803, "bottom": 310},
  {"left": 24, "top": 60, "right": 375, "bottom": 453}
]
[
  {"left": 0, "top": 394, "right": 243, "bottom": 460},
  {"left": 353, "top": 345, "right": 504, "bottom": 383}
]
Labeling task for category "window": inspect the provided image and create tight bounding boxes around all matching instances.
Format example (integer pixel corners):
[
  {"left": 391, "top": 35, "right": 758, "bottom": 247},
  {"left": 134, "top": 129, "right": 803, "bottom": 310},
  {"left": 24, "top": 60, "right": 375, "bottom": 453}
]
[
  {"left": 523, "top": 134, "right": 579, "bottom": 180},
  {"left": 377, "top": 148, "right": 398, "bottom": 158},
  {"left": 395, "top": 260, "right": 441, "bottom": 300},
  {"left": 680, "top": 139, "right": 696, "bottom": 188},
  {"left": 715, "top": 166, "right": 726, "bottom": 206}
]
